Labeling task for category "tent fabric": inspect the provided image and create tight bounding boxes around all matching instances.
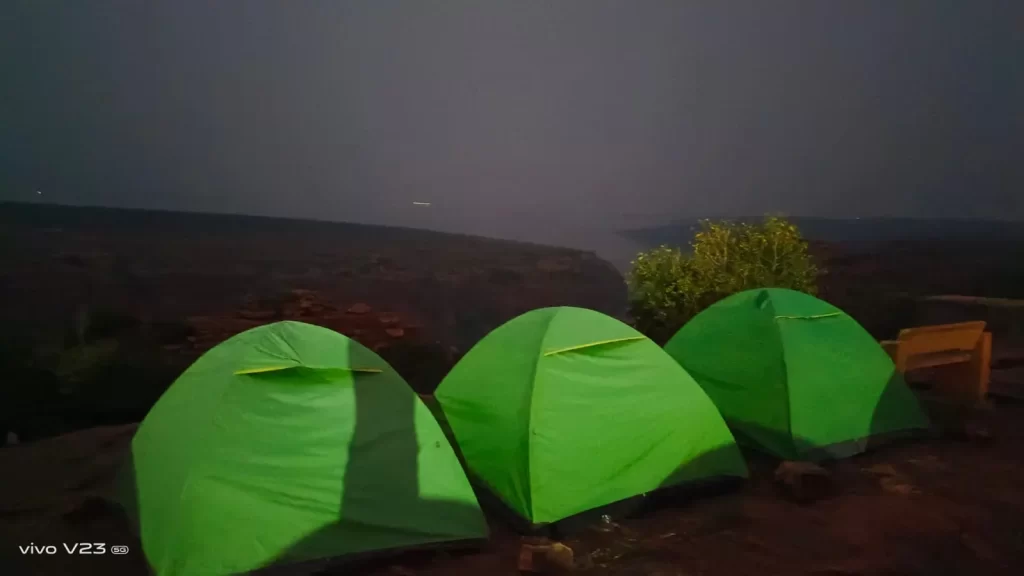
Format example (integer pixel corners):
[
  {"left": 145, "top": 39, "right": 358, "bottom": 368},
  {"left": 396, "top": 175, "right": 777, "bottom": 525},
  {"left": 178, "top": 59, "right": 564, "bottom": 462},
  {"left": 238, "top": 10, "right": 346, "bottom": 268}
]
[
  {"left": 117, "top": 321, "right": 487, "bottom": 576},
  {"left": 664, "top": 288, "right": 930, "bottom": 461},
  {"left": 434, "top": 306, "right": 748, "bottom": 526}
]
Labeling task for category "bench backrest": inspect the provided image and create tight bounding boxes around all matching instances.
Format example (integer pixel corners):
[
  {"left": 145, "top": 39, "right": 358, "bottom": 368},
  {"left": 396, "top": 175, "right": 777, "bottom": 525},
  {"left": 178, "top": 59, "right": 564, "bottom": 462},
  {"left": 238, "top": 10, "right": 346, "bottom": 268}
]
[{"left": 897, "top": 321, "right": 986, "bottom": 356}]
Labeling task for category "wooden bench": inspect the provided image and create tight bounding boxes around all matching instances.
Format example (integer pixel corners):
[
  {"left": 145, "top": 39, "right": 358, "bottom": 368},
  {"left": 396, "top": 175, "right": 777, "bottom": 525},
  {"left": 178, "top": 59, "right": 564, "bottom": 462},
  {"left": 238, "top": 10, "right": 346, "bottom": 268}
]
[{"left": 881, "top": 321, "right": 992, "bottom": 405}]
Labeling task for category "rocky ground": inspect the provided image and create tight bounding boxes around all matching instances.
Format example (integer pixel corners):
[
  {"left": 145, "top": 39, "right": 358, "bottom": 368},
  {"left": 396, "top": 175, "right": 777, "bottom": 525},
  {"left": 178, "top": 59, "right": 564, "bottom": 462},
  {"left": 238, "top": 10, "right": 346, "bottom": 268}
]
[{"left": 1, "top": 392, "right": 1021, "bottom": 576}]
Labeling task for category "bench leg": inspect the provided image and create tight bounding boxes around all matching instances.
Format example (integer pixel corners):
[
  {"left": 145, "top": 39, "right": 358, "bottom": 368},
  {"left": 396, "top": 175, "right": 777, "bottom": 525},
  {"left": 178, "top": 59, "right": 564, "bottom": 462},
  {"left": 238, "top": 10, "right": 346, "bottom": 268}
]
[{"left": 971, "top": 332, "right": 992, "bottom": 403}]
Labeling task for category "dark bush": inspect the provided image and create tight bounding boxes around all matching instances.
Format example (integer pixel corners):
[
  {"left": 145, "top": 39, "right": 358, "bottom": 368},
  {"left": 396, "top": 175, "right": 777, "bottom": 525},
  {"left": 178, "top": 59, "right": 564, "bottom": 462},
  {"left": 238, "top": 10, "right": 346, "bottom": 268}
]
[{"left": 628, "top": 216, "right": 821, "bottom": 342}]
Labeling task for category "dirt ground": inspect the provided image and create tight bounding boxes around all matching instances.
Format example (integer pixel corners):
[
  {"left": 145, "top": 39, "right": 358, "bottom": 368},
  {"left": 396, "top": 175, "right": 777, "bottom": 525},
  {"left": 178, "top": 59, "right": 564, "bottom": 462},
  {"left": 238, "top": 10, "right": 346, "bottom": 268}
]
[{"left": 1, "top": 394, "right": 1022, "bottom": 576}]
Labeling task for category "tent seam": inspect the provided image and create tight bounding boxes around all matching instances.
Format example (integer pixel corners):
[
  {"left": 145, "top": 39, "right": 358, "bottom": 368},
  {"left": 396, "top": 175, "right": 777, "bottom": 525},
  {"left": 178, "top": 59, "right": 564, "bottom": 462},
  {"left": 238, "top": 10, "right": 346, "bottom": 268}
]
[
  {"left": 766, "top": 297, "right": 798, "bottom": 460},
  {"left": 273, "top": 323, "right": 305, "bottom": 364},
  {"left": 527, "top": 309, "right": 558, "bottom": 522}
]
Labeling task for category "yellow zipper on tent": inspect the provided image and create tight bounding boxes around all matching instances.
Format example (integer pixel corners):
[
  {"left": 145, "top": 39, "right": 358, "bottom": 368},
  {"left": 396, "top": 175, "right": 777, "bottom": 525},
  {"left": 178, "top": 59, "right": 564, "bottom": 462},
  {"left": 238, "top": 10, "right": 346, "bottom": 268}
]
[
  {"left": 233, "top": 365, "right": 384, "bottom": 375},
  {"left": 541, "top": 335, "right": 647, "bottom": 357},
  {"left": 773, "top": 312, "right": 842, "bottom": 320}
]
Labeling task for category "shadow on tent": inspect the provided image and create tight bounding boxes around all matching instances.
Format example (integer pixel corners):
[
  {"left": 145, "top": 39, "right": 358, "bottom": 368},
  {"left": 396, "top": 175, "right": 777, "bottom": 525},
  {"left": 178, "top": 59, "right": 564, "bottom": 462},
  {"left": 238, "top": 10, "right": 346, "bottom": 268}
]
[
  {"left": 257, "top": 362, "right": 488, "bottom": 575},
  {"left": 757, "top": 369, "right": 933, "bottom": 462},
  {"left": 673, "top": 356, "right": 936, "bottom": 465},
  {"left": 116, "top": 337, "right": 488, "bottom": 576},
  {"left": 258, "top": 339, "right": 487, "bottom": 574}
]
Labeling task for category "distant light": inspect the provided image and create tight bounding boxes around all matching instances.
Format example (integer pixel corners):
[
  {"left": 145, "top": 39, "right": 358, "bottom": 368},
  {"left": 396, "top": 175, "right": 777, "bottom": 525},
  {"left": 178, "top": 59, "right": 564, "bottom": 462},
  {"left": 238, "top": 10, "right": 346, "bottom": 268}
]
[
  {"left": 36, "top": 190, "right": 42, "bottom": 195},
  {"left": 412, "top": 201, "right": 431, "bottom": 207}
]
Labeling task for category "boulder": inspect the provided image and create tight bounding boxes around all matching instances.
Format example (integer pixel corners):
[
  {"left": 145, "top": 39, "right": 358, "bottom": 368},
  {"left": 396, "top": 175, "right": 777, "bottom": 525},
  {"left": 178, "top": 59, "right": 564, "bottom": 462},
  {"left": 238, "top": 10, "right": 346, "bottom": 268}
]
[
  {"left": 347, "top": 303, "right": 372, "bottom": 315},
  {"left": 775, "top": 461, "right": 834, "bottom": 503}
]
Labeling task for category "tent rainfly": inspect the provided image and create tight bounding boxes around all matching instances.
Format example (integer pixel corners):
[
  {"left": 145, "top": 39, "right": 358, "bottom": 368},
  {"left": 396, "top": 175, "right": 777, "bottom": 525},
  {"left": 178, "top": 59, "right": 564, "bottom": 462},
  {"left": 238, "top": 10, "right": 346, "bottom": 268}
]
[
  {"left": 664, "top": 288, "right": 930, "bottom": 461},
  {"left": 115, "top": 321, "right": 487, "bottom": 576},
  {"left": 434, "top": 306, "right": 748, "bottom": 526}
]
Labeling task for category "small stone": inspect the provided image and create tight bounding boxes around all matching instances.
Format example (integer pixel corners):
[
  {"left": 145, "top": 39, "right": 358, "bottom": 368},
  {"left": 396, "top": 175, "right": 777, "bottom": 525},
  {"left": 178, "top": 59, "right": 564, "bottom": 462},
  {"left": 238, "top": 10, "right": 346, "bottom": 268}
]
[
  {"left": 544, "top": 543, "right": 575, "bottom": 572},
  {"left": 775, "top": 461, "right": 834, "bottom": 503},
  {"left": 385, "top": 327, "right": 405, "bottom": 338},
  {"left": 519, "top": 542, "right": 575, "bottom": 573},
  {"left": 348, "top": 303, "right": 372, "bottom": 315},
  {"left": 592, "top": 514, "right": 619, "bottom": 533},
  {"left": 379, "top": 314, "right": 400, "bottom": 325}
]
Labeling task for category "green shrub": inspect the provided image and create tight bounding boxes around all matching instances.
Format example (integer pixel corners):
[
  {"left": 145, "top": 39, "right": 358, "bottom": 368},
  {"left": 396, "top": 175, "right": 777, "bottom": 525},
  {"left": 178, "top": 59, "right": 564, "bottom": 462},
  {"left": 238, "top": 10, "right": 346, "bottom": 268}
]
[{"left": 627, "top": 216, "right": 821, "bottom": 342}]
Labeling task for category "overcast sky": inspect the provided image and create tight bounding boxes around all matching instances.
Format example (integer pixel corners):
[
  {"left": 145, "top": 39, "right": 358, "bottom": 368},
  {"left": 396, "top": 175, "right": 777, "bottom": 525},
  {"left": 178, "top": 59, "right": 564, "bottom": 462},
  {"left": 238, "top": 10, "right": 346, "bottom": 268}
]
[{"left": 2, "top": 0, "right": 1022, "bottom": 231}]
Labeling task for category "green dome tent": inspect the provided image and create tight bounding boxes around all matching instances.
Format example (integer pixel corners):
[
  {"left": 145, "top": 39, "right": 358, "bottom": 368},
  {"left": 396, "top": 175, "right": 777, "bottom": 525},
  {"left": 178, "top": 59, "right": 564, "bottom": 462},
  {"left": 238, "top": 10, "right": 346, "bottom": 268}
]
[
  {"left": 664, "top": 288, "right": 930, "bottom": 461},
  {"left": 433, "top": 307, "right": 748, "bottom": 527},
  {"left": 115, "top": 321, "right": 487, "bottom": 576}
]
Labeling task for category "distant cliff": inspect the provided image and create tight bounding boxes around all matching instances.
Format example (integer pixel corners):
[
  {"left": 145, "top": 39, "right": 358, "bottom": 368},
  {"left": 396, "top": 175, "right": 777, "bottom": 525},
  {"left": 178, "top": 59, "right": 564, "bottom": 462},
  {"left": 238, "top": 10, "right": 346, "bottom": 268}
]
[{"left": 0, "top": 203, "right": 627, "bottom": 442}]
